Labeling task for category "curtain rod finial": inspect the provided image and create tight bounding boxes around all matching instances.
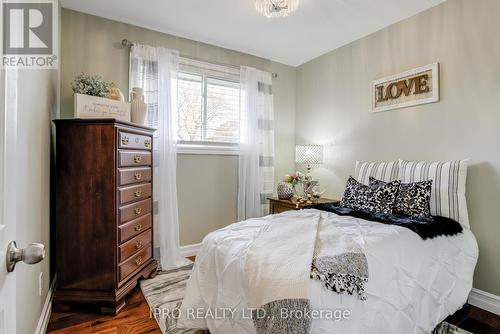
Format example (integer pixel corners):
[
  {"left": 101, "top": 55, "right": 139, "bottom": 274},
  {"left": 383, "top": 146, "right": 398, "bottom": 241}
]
[{"left": 122, "top": 39, "right": 133, "bottom": 48}]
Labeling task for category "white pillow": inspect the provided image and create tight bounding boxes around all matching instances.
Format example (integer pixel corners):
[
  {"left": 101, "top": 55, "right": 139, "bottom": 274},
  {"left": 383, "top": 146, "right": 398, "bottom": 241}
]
[
  {"left": 399, "top": 159, "right": 469, "bottom": 228},
  {"left": 355, "top": 161, "right": 400, "bottom": 185}
]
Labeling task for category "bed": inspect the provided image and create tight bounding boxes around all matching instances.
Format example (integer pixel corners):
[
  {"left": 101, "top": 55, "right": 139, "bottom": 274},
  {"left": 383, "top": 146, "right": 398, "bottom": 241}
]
[{"left": 178, "top": 160, "right": 478, "bottom": 334}]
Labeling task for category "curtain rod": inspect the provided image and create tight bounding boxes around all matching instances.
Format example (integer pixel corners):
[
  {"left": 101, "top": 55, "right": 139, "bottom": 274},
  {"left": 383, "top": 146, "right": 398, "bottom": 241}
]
[{"left": 121, "top": 39, "right": 278, "bottom": 78}]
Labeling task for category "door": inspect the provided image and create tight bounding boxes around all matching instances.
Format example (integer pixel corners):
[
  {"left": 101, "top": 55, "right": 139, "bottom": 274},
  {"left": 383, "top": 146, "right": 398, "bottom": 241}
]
[{"left": 0, "top": 68, "right": 18, "bottom": 334}]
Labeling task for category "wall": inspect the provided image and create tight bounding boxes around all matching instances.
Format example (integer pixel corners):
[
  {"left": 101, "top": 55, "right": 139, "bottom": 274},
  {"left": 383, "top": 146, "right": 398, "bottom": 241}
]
[
  {"left": 13, "top": 4, "right": 60, "bottom": 334},
  {"left": 60, "top": 9, "right": 296, "bottom": 245},
  {"left": 16, "top": 70, "right": 58, "bottom": 334},
  {"left": 296, "top": 0, "right": 500, "bottom": 296}
]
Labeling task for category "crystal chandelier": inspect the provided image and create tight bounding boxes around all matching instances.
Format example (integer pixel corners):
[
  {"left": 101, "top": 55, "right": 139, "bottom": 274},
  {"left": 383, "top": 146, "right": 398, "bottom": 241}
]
[{"left": 255, "top": 0, "right": 299, "bottom": 18}]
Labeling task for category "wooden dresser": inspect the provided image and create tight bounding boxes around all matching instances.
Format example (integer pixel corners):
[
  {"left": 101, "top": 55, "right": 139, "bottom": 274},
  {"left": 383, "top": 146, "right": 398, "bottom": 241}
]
[{"left": 53, "top": 119, "right": 158, "bottom": 314}]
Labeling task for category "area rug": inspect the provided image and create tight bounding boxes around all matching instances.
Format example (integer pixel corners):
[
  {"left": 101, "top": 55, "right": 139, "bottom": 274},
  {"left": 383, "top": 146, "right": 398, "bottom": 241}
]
[
  {"left": 140, "top": 264, "right": 472, "bottom": 334},
  {"left": 433, "top": 322, "right": 473, "bottom": 334},
  {"left": 140, "top": 263, "right": 207, "bottom": 334}
]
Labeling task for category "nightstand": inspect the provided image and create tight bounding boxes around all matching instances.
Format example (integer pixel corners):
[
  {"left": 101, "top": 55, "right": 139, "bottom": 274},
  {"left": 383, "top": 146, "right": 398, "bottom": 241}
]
[{"left": 268, "top": 197, "right": 339, "bottom": 214}]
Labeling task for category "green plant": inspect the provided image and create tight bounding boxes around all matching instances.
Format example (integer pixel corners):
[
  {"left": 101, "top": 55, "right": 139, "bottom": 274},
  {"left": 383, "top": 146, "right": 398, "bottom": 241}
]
[{"left": 71, "top": 73, "right": 110, "bottom": 97}]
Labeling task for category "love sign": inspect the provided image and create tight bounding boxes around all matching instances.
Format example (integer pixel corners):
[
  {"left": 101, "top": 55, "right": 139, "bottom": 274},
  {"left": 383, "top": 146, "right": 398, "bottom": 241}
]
[{"left": 372, "top": 63, "right": 439, "bottom": 112}]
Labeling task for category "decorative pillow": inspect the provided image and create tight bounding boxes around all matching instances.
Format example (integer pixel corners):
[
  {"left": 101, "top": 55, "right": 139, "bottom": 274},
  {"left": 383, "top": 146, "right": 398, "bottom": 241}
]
[
  {"left": 399, "top": 159, "right": 469, "bottom": 227},
  {"left": 369, "top": 177, "right": 432, "bottom": 217},
  {"left": 340, "top": 176, "right": 401, "bottom": 214},
  {"left": 355, "top": 161, "right": 399, "bottom": 185}
]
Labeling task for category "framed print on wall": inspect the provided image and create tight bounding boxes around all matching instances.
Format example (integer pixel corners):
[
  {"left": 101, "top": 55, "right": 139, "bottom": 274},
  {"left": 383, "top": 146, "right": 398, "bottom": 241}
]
[{"left": 372, "top": 63, "right": 439, "bottom": 113}]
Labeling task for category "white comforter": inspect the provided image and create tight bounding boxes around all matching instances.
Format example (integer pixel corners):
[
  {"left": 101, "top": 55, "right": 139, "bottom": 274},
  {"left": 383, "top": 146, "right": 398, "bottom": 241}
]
[{"left": 178, "top": 209, "right": 478, "bottom": 334}]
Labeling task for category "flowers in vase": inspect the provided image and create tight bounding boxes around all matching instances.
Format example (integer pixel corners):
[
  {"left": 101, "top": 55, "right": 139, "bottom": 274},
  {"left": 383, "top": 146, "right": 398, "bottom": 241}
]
[{"left": 282, "top": 171, "right": 312, "bottom": 196}]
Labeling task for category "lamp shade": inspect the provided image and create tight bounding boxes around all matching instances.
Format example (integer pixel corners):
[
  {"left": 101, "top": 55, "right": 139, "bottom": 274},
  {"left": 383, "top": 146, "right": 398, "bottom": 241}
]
[{"left": 296, "top": 145, "right": 323, "bottom": 165}]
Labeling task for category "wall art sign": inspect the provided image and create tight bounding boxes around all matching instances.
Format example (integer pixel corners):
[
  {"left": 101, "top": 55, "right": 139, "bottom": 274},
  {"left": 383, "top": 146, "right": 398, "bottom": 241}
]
[
  {"left": 74, "top": 93, "right": 131, "bottom": 122},
  {"left": 372, "top": 63, "right": 439, "bottom": 112}
]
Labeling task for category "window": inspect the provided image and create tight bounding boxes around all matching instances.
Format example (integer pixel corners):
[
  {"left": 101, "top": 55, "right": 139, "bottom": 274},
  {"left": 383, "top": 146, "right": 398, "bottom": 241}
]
[{"left": 177, "top": 59, "right": 240, "bottom": 153}]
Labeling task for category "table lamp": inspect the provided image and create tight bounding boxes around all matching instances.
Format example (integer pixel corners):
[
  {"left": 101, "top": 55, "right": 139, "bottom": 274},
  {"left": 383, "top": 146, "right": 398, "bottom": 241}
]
[{"left": 295, "top": 145, "right": 323, "bottom": 173}]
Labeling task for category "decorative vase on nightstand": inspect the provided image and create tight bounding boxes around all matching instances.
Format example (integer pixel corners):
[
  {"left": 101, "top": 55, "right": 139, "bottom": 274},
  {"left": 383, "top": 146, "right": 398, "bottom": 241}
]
[
  {"left": 302, "top": 180, "right": 318, "bottom": 197},
  {"left": 277, "top": 182, "right": 294, "bottom": 200},
  {"left": 130, "top": 87, "right": 147, "bottom": 125}
]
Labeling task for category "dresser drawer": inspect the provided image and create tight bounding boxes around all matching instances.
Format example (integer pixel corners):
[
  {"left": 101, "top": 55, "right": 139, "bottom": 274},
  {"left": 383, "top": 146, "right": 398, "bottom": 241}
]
[
  {"left": 119, "top": 199, "right": 152, "bottom": 224},
  {"left": 119, "top": 246, "right": 152, "bottom": 282},
  {"left": 119, "top": 131, "right": 152, "bottom": 151},
  {"left": 118, "top": 214, "right": 152, "bottom": 243},
  {"left": 118, "top": 183, "right": 152, "bottom": 205},
  {"left": 118, "top": 150, "right": 152, "bottom": 167},
  {"left": 118, "top": 167, "right": 152, "bottom": 186},
  {"left": 119, "top": 229, "right": 152, "bottom": 263}
]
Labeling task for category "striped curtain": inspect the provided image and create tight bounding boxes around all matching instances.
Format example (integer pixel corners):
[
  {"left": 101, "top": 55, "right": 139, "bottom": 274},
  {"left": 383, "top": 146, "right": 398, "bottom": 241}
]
[
  {"left": 129, "top": 44, "right": 189, "bottom": 269},
  {"left": 238, "top": 66, "right": 275, "bottom": 220}
]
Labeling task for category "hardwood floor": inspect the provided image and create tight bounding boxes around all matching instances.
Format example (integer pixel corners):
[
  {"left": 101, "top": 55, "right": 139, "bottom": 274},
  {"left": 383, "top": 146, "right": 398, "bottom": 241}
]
[
  {"left": 47, "top": 257, "right": 197, "bottom": 334},
  {"left": 446, "top": 304, "right": 500, "bottom": 334},
  {"left": 48, "top": 288, "right": 500, "bottom": 334},
  {"left": 48, "top": 256, "right": 499, "bottom": 334},
  {"left": 47, "top": 286, "right": 161, "bottom": 334}
]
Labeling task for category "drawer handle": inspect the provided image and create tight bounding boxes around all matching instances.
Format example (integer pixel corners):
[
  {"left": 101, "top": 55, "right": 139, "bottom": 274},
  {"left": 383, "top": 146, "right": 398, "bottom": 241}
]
[
  {"left": 134, "top": 256, "right": 143, "bottom": 266},
  {"left": 134, "top": 207, "right": 142, "bottom": 215},
  {"left": 144, "top": 139, "right": 151, "bottom": 148},
  {"left": 134, "top": 173, "right": 142, "bottom": 180},
  {"left": 121, "top": 136, "right": 129, "bottom": 145},
  {"left": 134, "top": 155, "right": 142, "bottom": 163},
  {"left": 135, "top": 240, "right": 143, "bottom": 249},
  {"left": 134, "top": 223, "right": 143, "bottom": 232},
  {"left": 134, "top": 190, "right": 142, "bottom": 197}
]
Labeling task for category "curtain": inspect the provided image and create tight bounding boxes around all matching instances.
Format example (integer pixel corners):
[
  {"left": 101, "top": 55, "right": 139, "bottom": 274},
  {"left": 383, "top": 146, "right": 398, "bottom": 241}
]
[
  {"left": 238, "top": 66, "right": 275, "bottom": 220},
  {"left": 129, "top": 44, "right": 189, "bottom": 269}
]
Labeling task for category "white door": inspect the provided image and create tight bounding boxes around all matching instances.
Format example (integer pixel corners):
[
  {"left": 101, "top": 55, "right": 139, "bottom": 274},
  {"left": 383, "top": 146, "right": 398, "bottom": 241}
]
[{"left": 0, "top": 67, "right": 18, "bottom": 334}]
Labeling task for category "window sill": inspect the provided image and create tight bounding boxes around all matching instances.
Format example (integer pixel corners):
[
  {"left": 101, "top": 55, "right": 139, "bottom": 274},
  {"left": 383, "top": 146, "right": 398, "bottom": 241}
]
[{"left": 176, "top": 144, "right": 239, "bottom": 156}]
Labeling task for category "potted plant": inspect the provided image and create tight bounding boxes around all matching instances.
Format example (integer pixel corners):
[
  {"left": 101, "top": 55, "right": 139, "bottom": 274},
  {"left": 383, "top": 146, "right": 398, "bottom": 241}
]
[
  {"left": 72, "top": 73, "right": 131, "bottom": 122},
  {"left": 72, "top": 73, "right": 110, "bottom": 97}
]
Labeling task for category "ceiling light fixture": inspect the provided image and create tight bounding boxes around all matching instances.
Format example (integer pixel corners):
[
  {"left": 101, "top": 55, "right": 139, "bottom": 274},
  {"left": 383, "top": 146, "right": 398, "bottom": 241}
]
[{"left": 255, "top": 0, "right": 299, "bottom": 18}]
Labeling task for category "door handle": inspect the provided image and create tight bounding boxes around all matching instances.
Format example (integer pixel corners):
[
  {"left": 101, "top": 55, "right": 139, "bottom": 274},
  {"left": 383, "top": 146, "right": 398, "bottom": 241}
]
[{"left": 6, "top": 241, "right": 45, "bottom": 272}]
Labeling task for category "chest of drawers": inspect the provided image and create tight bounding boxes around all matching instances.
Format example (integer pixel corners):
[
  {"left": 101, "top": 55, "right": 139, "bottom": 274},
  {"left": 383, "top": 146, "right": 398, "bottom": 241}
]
[{"left": 53, "top": 119, "right": 158, "bottom": 314}]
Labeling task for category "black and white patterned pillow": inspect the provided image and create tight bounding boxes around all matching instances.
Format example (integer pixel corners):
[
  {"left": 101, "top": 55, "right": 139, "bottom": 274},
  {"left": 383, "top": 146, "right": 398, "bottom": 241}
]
[
  {"left": 340, "top": 176, "right": 401, "bottom": 214},
  {"left": 399, "top": 159, "right": 469, "bottom": 227},
  {"left": 369, "top": 177, "right": 432, "bottom": 217}
]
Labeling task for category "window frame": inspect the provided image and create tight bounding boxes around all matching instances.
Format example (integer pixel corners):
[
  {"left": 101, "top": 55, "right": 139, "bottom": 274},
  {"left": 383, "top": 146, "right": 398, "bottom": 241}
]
[{"left": 176, "top": 60, "right": 241, "bottom": 155}]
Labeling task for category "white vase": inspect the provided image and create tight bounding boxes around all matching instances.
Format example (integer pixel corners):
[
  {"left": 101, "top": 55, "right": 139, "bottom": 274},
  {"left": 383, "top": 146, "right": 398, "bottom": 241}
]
[{"left": 130, "top": 87, "right": 147, "bottom": 125}]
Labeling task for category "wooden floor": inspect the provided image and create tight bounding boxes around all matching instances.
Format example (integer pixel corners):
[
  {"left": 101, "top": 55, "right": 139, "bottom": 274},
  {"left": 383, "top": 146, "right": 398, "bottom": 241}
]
[
  {"left": 47, "top": 257, "right": 197, "bottom": 334},
  {"left": 48, "top": 255, "right": 499, "bottom": 334},
  {"left": 47, "top": 290, "right": 500, "bottom": 334},
  {"left": 47, "top": 286, "right": 161, "bottom": 334},
  {"left": 446, "top": 304, "right": 500, "bottom": 334}
]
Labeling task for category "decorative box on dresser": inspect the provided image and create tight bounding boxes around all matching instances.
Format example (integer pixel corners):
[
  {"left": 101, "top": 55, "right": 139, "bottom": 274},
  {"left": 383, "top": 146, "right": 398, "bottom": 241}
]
[{"left": 53, "top": 119, "right": 158, "bottom": 314}]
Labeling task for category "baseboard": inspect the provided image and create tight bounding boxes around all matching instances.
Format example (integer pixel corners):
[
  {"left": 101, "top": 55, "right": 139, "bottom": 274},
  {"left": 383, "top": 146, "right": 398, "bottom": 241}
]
[
  {"left": 468, "top": 288, "right": 500, "bottom": 315},
  {"left": 180, "top": 243, "right": 201, "bottom": 257},
  {"left": 35, "top": 277, "right": 56, "bottom": 334}
]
